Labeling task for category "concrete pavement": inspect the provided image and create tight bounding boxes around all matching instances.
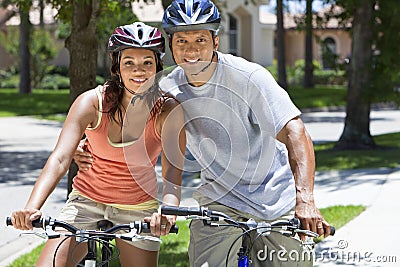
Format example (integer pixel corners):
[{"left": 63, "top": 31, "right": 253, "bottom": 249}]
[{"left": 1, "top": 108, "right": 400, "bottom": 266}]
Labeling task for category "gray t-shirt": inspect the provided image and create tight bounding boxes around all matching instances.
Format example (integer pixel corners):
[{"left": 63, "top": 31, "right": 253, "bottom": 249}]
[{"left": 160, "top": 52, "right": 301, "bottom": 220}]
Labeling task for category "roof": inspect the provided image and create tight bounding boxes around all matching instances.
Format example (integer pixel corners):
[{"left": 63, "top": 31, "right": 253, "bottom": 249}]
[
  {"left": 259, "top": 4, "right": 350, "bottom": 29},
  {"left": 2, "top": 1, "right": 57, "bottom": 26},
  {"left": 131, "top": 0, "right": 164, "bottom": 22}
]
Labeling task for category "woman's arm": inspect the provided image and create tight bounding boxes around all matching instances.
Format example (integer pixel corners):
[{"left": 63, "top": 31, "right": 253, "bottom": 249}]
[
  {"left": 11, "top": 90, "right": 99, "bottom": 230},
  {"left": 149, "top": 98, "right": 186, "bottom": 236},
  {"left": 160, "top": 98, "right": 185, "bottom": 205}
]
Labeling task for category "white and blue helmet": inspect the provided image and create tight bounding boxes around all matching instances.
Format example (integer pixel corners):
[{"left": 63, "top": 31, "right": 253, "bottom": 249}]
[{"left": 162, "top": 0, "right": 221, "bottom": 34}]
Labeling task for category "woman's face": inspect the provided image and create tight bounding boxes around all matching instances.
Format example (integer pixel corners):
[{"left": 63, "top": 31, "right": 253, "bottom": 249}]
[{"left": 119, "top": 48, "right": 157, "bottom": 94}]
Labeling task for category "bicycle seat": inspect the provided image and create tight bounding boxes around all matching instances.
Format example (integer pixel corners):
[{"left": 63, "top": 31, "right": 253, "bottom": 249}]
[{"left": 97, "top": 219, "right": 114, "bottom": 231}]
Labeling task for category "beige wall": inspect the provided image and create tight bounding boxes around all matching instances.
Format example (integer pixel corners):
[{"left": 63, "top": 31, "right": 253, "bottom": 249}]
[
  {"left": 284, "top": 28, "right": 351, "bottom": 67},
  {"left": 218, "top": 0, "right": 274, "bottom": 67}
]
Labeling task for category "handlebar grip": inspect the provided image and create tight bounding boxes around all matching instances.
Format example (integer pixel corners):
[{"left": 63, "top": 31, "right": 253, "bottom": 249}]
[
  {"left": 6, "top": 217, "right": 12, "bottom": 226},
  {"left": 138, "top": 222, "right": 179, "bottom": 234},
  {"left": 161, "top": 205, "right": 204, "bottom": 216},
  {"left": 6, "top": 217, "right": 45, "bottom": 228},
  {"left": 330, "top": 226, "right": 335, "bottom": 236}
]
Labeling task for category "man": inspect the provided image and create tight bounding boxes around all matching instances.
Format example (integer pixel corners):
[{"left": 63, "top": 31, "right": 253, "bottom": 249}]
[
  {"left": 161, "top": 1, "right": 331, "bottom": 266},
  {"left": 76, "top": 0, "right": 331, "bottom": 265}
]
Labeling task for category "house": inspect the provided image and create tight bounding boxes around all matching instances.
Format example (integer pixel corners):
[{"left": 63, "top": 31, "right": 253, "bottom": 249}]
[
  {"left": 133, "top": 0, "right": 273, "bottom": 67},
  {"left": 133, "top": 0, "right": 351, "bottom": 69},
  {"left": 0, "top": 0, "right": 351, "bottom": 71},
  {"left": 259, "top": 4, "right": 351, "bottom": 69}
]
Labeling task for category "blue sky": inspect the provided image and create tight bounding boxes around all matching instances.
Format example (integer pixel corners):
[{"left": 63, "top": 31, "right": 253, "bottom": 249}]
[{"left": 261, "top": 0, "right": 326, "bottom": 13}]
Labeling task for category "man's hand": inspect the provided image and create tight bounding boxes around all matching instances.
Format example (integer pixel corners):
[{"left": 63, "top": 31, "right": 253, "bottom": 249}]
[
  {"left": 295, "top": 200, "right": 331, "bottom": 239},
  {"left": 73, "top": 139, "right": 93, "bottom": 171}
]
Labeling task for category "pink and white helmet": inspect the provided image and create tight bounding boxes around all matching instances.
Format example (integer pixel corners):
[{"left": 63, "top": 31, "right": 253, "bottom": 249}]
[{"left": 108, "top": 22, "right": 165, "bottom": 57}]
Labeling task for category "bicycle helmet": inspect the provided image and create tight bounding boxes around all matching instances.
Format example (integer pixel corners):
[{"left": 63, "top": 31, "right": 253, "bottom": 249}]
[
  {"left": 108, "top": 22, "right": 165, "bottom": 57},
  {"left": 162, "top": 0, "right": 221, "bottom": 34}
]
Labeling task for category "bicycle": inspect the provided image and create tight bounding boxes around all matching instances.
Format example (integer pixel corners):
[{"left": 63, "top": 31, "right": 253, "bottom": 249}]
[
  {"left": 6, "top": 216, "right": 178, "bottom": 267},
  {"left": 161, "top": 205, "right": 335, "bottom": 267}
]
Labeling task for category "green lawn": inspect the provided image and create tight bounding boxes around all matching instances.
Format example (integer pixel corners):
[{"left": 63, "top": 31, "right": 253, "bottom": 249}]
[
  {"left": 0, "top": 89, "right": 69, "bottom": 119},
  {"left": 314, "top": 132, "right": 400, "bottom": 171},
  {"left": 288, "top": 85, "right": 347, "bottom": 109},
  {"left": 0, "top": 86, "right": 347, "bottom": 118}
]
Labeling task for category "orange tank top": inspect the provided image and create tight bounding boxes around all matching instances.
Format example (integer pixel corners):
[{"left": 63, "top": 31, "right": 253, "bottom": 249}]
[{"left": 73, "top": 86, "right": 162, "bottom": 205}]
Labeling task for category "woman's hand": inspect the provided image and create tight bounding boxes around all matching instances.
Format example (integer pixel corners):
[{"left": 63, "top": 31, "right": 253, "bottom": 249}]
[
  {"left": 144, "top": 212, "right": 177, "bottom": 236},
  {"left": 11, "top": 209, "right": 42, "bottom": 230}
]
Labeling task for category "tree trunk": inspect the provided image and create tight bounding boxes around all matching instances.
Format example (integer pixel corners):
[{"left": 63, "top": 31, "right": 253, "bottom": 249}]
[
  {"left": 303, "top": 0, "right": 314, "bottom": 88},
  {"left": 39, "top": 0, "right": 44, "bottom": 28},
  {"left": 19, "top": 9, "right": 31, "bottom": 94},
  {"left": 276, "top": 0, "right": 288, "bottom": 89},
  {"left": 334, "top": 0, "right": 375, "bottom": 150},
  {"left": 65, "top": 0, "right": 100, "bottom": 194}
]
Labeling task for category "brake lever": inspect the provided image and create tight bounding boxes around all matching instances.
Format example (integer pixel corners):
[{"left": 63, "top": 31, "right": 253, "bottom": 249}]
[
  {"left": 20, "top": 231, "right": 48, "bottom": 239},
  {"left": 295, "top": 229, "right": 319, "bottom": 238}
]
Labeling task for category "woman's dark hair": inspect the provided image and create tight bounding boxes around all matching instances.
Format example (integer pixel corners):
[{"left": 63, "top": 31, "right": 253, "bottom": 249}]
[{"left": 103, "top": 50, "right": 166, "bottom": 126}]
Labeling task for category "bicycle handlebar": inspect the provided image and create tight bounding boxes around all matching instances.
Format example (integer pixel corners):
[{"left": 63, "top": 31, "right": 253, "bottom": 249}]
[
  {"left": 161, "top": 205, "right": 207, "bottom": 216},
  {"left": 6, "top": 216, "right": 178, "bottom": 234},
  {"left": 161, "top": 205, "right": 334, "bottom": 236}
]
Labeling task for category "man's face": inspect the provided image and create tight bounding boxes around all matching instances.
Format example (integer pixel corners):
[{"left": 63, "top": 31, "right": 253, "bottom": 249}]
[{"left": 171, "top": 30, "right": 219, "bottom": 75}]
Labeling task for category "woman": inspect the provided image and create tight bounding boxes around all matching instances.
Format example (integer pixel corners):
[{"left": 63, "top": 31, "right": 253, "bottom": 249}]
[{"left": 10, "top": 22, "right": 185, "bottom": 267}]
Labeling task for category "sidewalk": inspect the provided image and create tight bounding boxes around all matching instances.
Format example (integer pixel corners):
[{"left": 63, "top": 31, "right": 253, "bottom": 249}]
[{"left": 1, "top": 109, "right": 400, "bottom": 266}]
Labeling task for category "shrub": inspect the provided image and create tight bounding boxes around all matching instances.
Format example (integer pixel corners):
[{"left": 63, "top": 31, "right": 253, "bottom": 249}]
[
  {"left": 287, "top": 59, "right": 347, "bottom": 86},
  {"left": 41, "top": 74, "right": 70, "bottom": 90}
]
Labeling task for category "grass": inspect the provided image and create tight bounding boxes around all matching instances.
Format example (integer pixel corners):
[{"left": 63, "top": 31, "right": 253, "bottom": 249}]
[
  {"left": 0, "top": 89, "right": 69, "bottom": 119},
  {"left": 287, "top": 85, "right": 347, "bottom": 109},
  {"left": 0, "top": 86, "right": 347, "bottom": 119},
  {"left": 7, "top": 206, "right": 364, "bottom": 267},
  {"left": 314, "top": 132, "right": 400, "bottom": 171}
]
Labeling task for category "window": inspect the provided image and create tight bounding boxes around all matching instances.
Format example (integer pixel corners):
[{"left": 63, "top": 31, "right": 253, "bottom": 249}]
[
  {"left": 228, "top": 14, "right": 238, "bottom": 56},
  {"left": 321, "top": 37, "right": 337, "bottom": 69}
]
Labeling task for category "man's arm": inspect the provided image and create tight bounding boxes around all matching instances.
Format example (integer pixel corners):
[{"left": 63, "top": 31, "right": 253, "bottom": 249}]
[{"left": 277, "top": 116, "right": 331, "bottom": 238}]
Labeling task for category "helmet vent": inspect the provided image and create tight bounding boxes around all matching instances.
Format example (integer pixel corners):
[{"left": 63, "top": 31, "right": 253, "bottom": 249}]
[
  {"left": 138, "top": 28, "right": 143, "bottom": 39},
  {"left": 193, "top": 2, "right": 199, "bottom": 12},
  {"left": 203, "top": 6, "right": 211, "bottom": 14},
  {"left": 179, "top": 3, "right": 186, "bottom": 13}
]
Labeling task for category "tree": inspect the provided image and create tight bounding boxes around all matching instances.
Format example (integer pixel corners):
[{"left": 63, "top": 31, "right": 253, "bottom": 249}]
[
  {"left": 335, "top": 0, "right": 375, "bottom": 149},
  {"left": 303, "top": 0, "right": 314, "bottom": 88},
  {"left": 276, "top": 0, "right": 288, "bottom": 89},
  {"left": 59, "top": 0, "right": 136, "bottom": 194},
  {"left": 322, "top": 0, "right": 400, "bottom": 149},
  {"left": 18, "top": 2, "right": 31, "bottom": 94},
  {"left": 62, "top": 0, "right": 100, "bottom": 193},
  {"left": 1, "top": 1, "right": 32, "bottom": 94}
]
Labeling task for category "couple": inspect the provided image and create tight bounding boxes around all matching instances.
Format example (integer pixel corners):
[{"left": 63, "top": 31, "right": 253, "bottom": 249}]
[{"left": 11, "top": 0, "right": 331, "bottom": 266}]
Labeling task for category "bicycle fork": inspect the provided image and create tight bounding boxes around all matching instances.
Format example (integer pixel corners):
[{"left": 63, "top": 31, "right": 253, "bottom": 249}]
[{"left": 237, "top": 246, "right": 249, "bottom": 267}]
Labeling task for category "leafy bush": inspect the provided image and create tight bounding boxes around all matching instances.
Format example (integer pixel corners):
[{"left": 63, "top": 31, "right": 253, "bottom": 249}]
[
  {"left": 287, "top": 59, "right": 347, "bottom": 86},
  {"left": 265, "top": 60, "right": 278, "bottom": 80},
  {"left": 0, "top": 27, "right": 58, "bottom": 88},
  {"left": 314, "top": 69, "right": 347, "bottom": 85},
  {"left": 0, "top": 73, "right": 106, "bottom": 90},
  {"left": 41, "top": 74, "right": 70, "bottom": 90},
  {"left": 0, "top": 74, "right": 19, "bottom": 88}
]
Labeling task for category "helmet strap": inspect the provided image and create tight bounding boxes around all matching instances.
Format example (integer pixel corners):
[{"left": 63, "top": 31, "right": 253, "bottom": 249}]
[{"left": 191, "top": 51, "right": 216, "bottom": 76}]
